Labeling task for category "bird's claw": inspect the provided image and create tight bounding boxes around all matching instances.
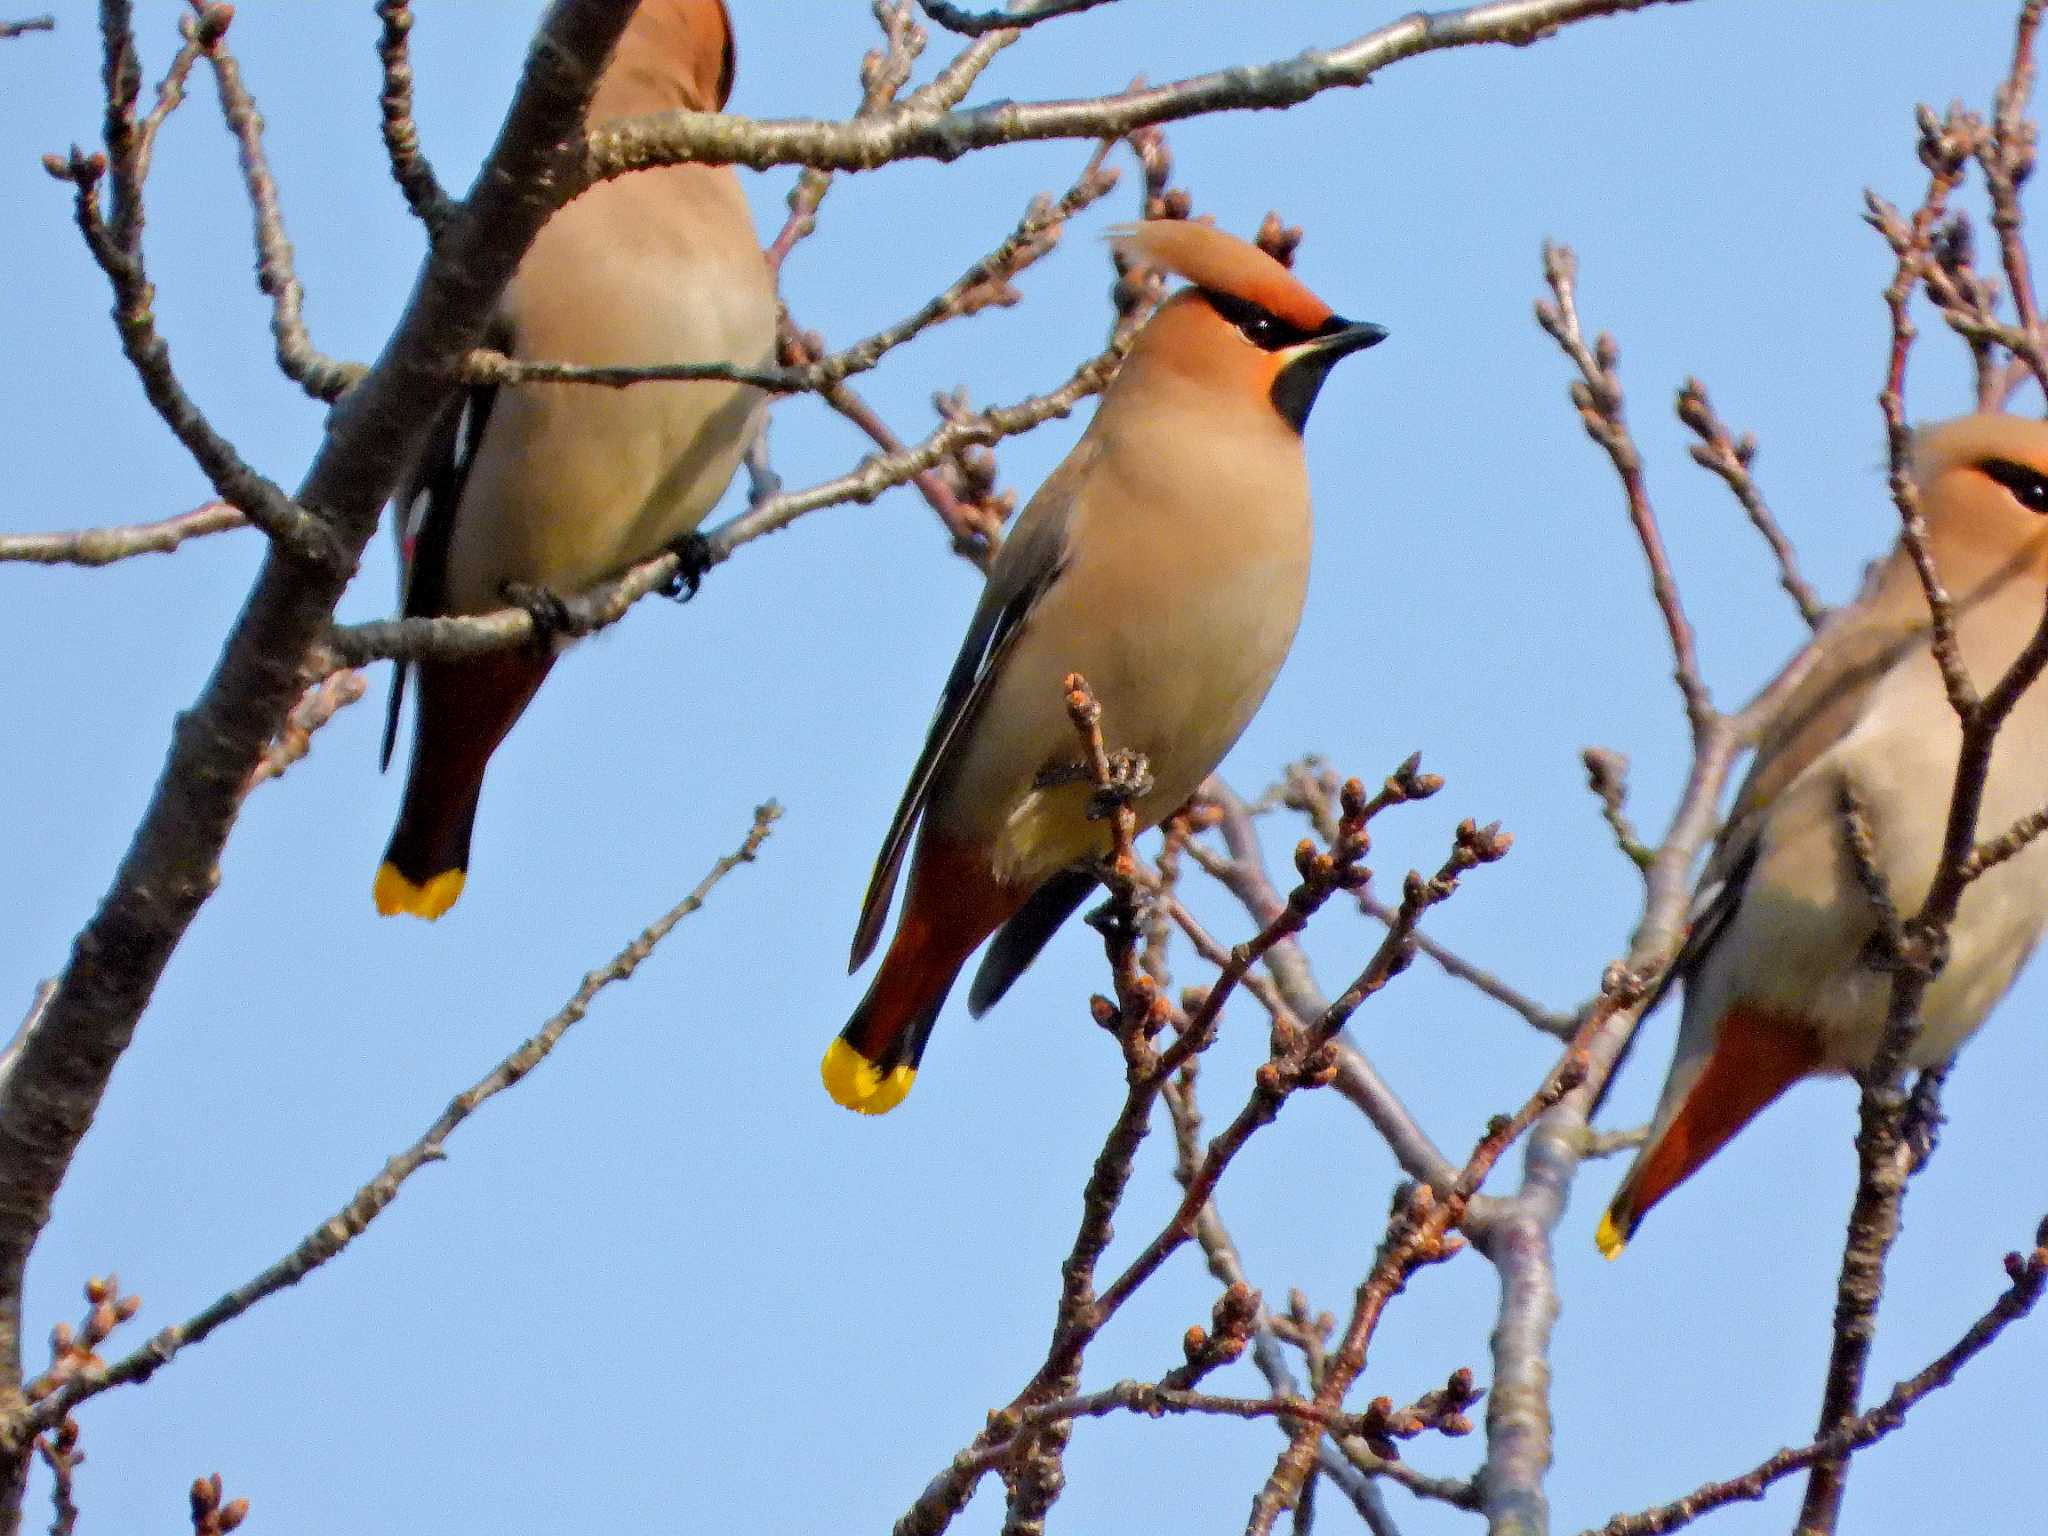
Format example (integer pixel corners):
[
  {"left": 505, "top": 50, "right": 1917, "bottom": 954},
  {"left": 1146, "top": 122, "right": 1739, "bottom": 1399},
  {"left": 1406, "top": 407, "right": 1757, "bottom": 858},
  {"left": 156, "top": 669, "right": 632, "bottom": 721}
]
[
  {"left": 661, "top": 531, "right": 714, "bottom": 602},
  {"left": 1086, "top": 749, "right": 1153, "bottom": 820},
  {"left": 500, "top": 581, "right": 573, "bottom": 650}
]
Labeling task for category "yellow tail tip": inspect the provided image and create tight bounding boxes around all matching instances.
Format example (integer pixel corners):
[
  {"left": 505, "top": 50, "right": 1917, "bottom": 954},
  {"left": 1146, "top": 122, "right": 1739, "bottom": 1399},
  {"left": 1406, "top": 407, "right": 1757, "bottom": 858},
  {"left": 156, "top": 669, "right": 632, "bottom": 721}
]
[
  {"left": 1595, "top": 1207, "right": 1630, "bottom": 1260},
  {"left": 373, "top": 863, "right": 466, "bottom": 921},
  {"left": 821, "top": 1037, "right": 916, "bottom": 1115}
]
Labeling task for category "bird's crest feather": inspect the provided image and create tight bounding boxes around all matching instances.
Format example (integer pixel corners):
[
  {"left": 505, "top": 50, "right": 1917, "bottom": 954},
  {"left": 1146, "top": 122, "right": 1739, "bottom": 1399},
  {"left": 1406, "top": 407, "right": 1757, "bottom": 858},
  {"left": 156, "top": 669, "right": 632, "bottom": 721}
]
[{"left": 1108, "top": 220, "right": 1332, "bottom": 333}]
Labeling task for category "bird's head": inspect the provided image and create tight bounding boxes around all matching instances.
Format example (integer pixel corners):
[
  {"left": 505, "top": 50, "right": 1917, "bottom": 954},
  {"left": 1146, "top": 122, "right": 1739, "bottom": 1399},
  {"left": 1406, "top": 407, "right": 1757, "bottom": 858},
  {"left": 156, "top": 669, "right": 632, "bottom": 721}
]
[
  {"left": 593, "top": 0, "right": 737, "bottom": 121},
  {"left": 1108, "top": 220, "right": 1386, "bottom": 434},
  {"left": 1913, "top": 413, "right": 2048, "bottom": 577}
]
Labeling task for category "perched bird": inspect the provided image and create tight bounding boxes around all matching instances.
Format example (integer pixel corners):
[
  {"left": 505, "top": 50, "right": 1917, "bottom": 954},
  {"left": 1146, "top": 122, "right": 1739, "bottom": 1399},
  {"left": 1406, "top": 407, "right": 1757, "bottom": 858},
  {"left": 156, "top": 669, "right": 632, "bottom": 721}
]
[
  {"left": 375, "top": 0, "right": 776, "bottom": 920},
  {"left": 824, "top": 219, "right": 1387, "bottom": 1114},
  {"left": 1598, "top": 413, "right": 2048, "bottom": 1256}
]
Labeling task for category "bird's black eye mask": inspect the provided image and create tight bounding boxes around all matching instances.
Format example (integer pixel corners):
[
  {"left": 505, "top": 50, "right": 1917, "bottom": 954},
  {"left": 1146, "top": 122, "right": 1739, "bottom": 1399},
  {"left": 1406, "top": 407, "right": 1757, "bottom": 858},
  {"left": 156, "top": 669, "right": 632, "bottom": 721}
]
[
  {"left": 1975, "top": 456, "right": 2048, "bottom": 514},
  {"left": 1200, "top": 288, "right": 1337, "bottom": 352}
]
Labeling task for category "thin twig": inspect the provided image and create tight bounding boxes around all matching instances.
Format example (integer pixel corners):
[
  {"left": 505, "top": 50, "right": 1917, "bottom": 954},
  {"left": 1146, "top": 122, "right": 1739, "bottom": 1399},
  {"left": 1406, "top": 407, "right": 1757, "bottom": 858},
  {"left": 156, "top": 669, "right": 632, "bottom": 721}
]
[
  {"left": 1985, "top": 0, "right": 2048, "bottom": 404},
  {"left": 7, "top": 804, "right": 779, "bottom": 1442},
  {"left": 1356, "top": 890, "right": 1575, "bottom": 1039},
  {"left": 323, "top": 344, "right": 1124, "bottom": 669},
  {"left": 0, "top": 503, "right": 244, "bottom": 566},
  {"left": 32, "top": 1419, "right": 76, "bottom": 1536},
  {"left": 997, "top": 676, "right": 1150, "bottom": 1533},
  {"left": 583, "top": 0, "right": 1692, "bottom": 183},
  {"left": 916, "top": 0, "right": 1115, "bottom": 36},
  {"left": 43, "top": 9, "right": 328, "bottom": 564},
  {"left": 1536, "top": 243, "right": 1713, "bottom": 738},
  {"left": 1675, "top": 377, "right": 1827, "bottom": 630},
  {"left": 239, "top": 670, "right": 367, "bottom": 797},
  {"left": 1581, "top": 746, "right": 1655, "bottom": 872},
  {"left": 1192, "top": 778, "right": 1459, "bottom": 1189},
  {"left": 374, "top": 0, "right": 452, "bottom": 233},
  {"left": 1591, "top": 1222, "right": 2048, "bottom": 1536},
  {"left": 199, "top": 19, "right": 363, "bottom": 400},
  {"left": 1248, "top": 1013, "right": 1592, "bottom": 1532},
  {"left": 1864, "top": 113, "right": 1977, "bottom": 714},
  {"left": 469, "top": 141, "right": 1117, "bottom": 396}
]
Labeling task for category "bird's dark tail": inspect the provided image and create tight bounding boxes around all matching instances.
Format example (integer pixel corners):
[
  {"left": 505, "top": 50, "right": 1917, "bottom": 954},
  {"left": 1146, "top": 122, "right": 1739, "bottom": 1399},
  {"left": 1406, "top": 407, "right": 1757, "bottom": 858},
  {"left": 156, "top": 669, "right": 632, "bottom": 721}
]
[
  {"left": 825, "top": 838, "right": 1020, "bottom": 1114},
  {"left": 1597, "top": 1004, "right": 1821, "bottom": 1258},
  {"left": 375, "top": 650, "right": 552, "bottom": 920}
]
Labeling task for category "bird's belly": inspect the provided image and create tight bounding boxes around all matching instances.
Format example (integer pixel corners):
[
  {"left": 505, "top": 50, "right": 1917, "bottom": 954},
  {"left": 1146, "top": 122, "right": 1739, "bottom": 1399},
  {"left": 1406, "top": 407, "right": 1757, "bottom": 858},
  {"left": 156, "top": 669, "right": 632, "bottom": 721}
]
[
  {"left": 939, "top": 557, "right": 1308, "bottom": 885},
  {"left": 446, "top": 380, "right": 764, "bottom": 612},
  {"left": 441, "top": 240, "right": 775, "bottom": 614},
  {"left": 1720, "top": 699, "right": 2048, "bottom": 1071}
]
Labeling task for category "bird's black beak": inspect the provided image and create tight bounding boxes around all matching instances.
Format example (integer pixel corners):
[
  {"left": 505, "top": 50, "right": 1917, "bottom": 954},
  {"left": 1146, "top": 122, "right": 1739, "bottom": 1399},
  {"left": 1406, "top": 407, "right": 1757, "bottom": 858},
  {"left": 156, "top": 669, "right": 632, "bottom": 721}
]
[
  {"left": 1308, "top": 317, "right": 1389, "bottom": 359},
  {"left": 1271, "top": 317, "right": 1388, "bottom": 432}
]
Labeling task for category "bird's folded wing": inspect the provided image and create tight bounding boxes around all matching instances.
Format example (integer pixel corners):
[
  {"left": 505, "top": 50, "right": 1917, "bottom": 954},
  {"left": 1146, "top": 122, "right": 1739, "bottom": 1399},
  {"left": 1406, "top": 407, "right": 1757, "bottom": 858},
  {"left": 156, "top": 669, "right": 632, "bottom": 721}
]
[
  {"left": 847, "top": 444, "right": 1095, "bottom": 970},
  {"left": 379, "top": 327, "right": 508, "bottom": 771},
  {"left": 1662, "top": 575, "right": 1928, "bottom": 999}
]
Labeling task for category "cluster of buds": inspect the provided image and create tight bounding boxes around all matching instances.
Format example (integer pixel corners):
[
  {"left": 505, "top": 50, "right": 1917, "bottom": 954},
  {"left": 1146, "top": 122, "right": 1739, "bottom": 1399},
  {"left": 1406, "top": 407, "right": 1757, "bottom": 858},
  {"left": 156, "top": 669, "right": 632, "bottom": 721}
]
[
  {"left": 1164, "top": 1282, "right": 1262, "bottom": 1389},
  {"left": 1254, "top": 212, "right": 1304, "bottom": 269},
  {"left": 26, "top": 1275, "right": 142, "bottom": 1404},
  {"left": 1408, "top": 817, "right": 1513, "bottom": 910},
  {"left": 1126, "top": 117, "right": 1186, "bottom": 222},
  {"left": 1915, "top": 100, "right": 1980, "bottom": 182},
  {"left": 188, "top": 3, "right": 236, "bottom": 49},
  {"left": 190, "top": 1474, "right": 250, "bottom": 1536},
  {"left": 34, "top": 1415, "right": 81, "bottom": 1506},
  {"left": 858, "top": 0, "right": 926, "bottom": 111},
  {"left": 1349, "top": 1367, "right": 1485, "bottom": 1463},
  {"left": 931, "top": 388, "right": 1016, "bottom": 547},
  {"left": 1088, "top": 976, "right": 1172, "bottom": 1043},
  {"left": 41, "top": 148, "right": 109, "bottom": 188},
  {"left": 1930, "top": 214, "right": 2002, "bottom": 315},
  {"left": 2003, "top": 1216, "right": 2048, "bottom": 1283},
  {"left": 1243, "top": 759, "right": 1456, "bottom": 1100},
  {"left": 776, "top": 318, "right": 826, "bottom": 373},
  {"left": 1387, "top": 1182, "right": 1467, "bottom": 1269},
  {"left": 1107, "top": 119, "right": 1183, "bottom": 331},
  {"left": 1284, "top": 757, "right": 1445, "bottom": 924}
]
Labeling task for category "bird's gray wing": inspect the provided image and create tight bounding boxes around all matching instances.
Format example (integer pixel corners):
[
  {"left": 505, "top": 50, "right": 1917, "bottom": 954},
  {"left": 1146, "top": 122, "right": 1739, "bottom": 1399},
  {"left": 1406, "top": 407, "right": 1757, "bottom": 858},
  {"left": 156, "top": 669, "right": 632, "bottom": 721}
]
[
  {"left": 379, "top": 321, "right": 508, "bottom": 770},
  {"left": 848, "top": 442, "right": 1096, "bottom": 970}
]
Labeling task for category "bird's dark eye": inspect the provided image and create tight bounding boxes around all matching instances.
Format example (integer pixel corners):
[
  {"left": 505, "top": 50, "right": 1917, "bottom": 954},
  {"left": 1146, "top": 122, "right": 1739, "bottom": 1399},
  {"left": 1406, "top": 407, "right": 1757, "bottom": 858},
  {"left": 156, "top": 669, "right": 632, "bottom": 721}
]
[
  {"left": 1239, "top": 312, "right": 1286, "bottom": 347},
  {"left": 1978, "top": 457, "right": 2048, "bottom": 514},
  {"left": 1203, "top": 290, "right": 1305, "bottom": 352}
]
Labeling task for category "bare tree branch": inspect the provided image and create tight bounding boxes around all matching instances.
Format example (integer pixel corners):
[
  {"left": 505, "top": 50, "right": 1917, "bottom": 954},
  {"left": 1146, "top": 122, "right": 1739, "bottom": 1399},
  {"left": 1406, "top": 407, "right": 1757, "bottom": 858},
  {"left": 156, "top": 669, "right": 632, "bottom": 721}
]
[
  {"left": 1537, "top": 244, "right": 1712, "bottom": 738},
  {"left": 43, "top": 48, "right": 325, "bottom": 563},
  {"left": 916, "top": 0, "right": 1116, "bottom": 37},
  {"left": 197, "top": 15, "right": 363, "bottom": 401},
  {"left": 7, "top": 802, "right": 778, "bottom": 1444},
  {"left": 0, "top": 503, "right": 245, "bottom": 567},
  {"left": 585, "top": 0, "right": 1691, "bottom": 181},
  {"left": 374, "top": 0, "right": 452, "bottom": 234},
  {"left": 1591, "top": 1221, "right": 2047, "bottom": 1536},
  {"left": 1190, "top": 779, "right": 1460, "bottom": 1189},
  {"left": 239, "top": 670, "right": 367, "bottom": 797},
  {"left": 1675, "top": 376, "right": 1828, "bottom": 631},
  {"left": 322, "top": 342, "right": 1123, "bottom": 670},
  {"left": 0, "top": 4, "right": 651, "bottom": 1506},
  {"left": 1249, "top": 1008, "right": 1591, "bottom": 1531}
]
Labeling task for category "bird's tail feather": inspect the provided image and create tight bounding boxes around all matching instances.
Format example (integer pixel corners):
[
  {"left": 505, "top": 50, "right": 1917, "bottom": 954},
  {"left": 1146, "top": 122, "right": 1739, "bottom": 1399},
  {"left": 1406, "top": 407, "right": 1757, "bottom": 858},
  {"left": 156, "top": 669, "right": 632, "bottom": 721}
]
[
  {"left": 375, "top": 650, "right": 552, "bottom": 921},
  {"left": 1598, "top": 1004, "right": 1821, "bottom": 1258},
  {"left": 826, "top": 838, "right": 1020, "bottom": 1113}
]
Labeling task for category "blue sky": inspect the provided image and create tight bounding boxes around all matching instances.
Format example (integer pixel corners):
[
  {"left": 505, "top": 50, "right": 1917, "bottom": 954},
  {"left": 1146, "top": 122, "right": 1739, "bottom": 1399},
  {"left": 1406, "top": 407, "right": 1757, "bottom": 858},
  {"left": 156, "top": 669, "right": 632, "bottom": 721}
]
[{"left": 2, "top": 3, "right": 2041, "bottom": 1532}]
